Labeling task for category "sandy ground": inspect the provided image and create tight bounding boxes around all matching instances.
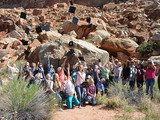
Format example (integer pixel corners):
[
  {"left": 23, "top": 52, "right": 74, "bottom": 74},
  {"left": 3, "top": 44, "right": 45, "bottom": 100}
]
[{"left": 53, "top": 105, "right": 145, "bottom": 120}]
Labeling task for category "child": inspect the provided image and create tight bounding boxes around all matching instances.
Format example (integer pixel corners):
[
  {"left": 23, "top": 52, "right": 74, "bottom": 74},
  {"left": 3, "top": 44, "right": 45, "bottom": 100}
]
[{"left": 86, "top": 78, "right": 96, "bottom": 105}]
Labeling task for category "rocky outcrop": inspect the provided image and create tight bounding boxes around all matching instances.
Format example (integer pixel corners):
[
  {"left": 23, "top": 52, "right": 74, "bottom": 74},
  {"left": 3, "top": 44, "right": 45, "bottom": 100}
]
[
  {"left": 63, "top": 20, "right": 97, "bottom": 39},
  {"left": 28, "top": 35, "right": 109, "bottom": 70},
  {"left": 144, "top": 1, "right": 160, "bottom": 21},
  {"left": 151, "top": 31, "right": 160, "bottom": 44},
  {"left": 2, "top": 0, "right": 110, "bottom": 8},
  {"left": 101, "top": 38, "right": 139, "bottom": 56}
]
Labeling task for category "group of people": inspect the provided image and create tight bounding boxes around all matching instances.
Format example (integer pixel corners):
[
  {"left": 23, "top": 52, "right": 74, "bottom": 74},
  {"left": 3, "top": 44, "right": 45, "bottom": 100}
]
[{"left": 4, "top": 55, "right": 160, "bottom": 110}]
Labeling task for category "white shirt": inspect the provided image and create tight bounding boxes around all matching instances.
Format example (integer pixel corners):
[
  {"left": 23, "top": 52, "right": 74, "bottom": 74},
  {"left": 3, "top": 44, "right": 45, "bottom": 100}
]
[
  {"left": 8, "top": 66, "right": 19, "bottom": 80},
  {"left": 65, "top": 79, "right": 75, "bottom": 94}
]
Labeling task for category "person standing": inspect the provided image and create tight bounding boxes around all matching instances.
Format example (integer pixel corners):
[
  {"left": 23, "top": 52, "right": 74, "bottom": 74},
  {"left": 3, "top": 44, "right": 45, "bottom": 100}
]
[
  {"left": 7, "top": 59, "right": 19, "bottom": 80},
  {"left": 112, "top": 56, "right": 123, "bottom": 83},
  {"left": 76, "top": 64, "right": 85, "bottom": 108},
  {"left": 136, "top": 63, "right": 144, "bottom": 91},
  {"left": 129, "top": 61, "right": 137, "bottom": 90},
  {"left": 122, "top": 61, "right": 130, "bottom": 85},
  {"left": 145, "top": 61, "right": 156, "bottom": 99},
  {"left": 156, "top": 65, "right": 160, "bottom": 91}
]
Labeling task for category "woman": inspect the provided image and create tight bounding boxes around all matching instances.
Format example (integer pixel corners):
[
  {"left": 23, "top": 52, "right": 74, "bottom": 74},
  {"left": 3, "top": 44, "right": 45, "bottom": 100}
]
[
  {"left": 86, "top": 78, "right": 96, "bottom": 105},
  {"left": 76, "top": 64, "right": 85, "bottom": 107},
  {"left": 122, "top": 61, "right": 130, "bottom": 85},
  {"left": 145, "top": 61, "right": 156, "bottom": 99},
  {"left": 45, "top": 74, "right": 54, "bottom": 92},
  {"left": 57, "top": 57, "right": 67, "bottom": 84},
  {"left": 112, "top": 57, "right": 123, "bottom": 83},
  {"left": 136, "top": 63, "right": 144, "bottom": 91},
  {"left": 53, "top": 73, "right": 63, "bottom": 111},
  {"left": 65, "top": 63, "right": 80, "bottom": 109},
  {"left": 7, "top": 59, "right": 19, "bottom": 80}
]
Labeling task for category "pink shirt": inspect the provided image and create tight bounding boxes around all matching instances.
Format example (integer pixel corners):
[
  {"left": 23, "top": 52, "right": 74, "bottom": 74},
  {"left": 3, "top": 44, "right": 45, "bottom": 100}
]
[
  {"left": 58, "top": 70, "right": 65, "bottom": 84},
  {"left": 146, "top": 68, "right": 156, "bottom": 79},
  {"left": 76, "top": 71, "right": 84, "bottom": 86}
]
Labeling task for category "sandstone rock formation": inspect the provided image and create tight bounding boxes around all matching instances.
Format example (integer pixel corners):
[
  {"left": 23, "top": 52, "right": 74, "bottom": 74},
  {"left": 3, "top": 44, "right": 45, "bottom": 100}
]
[
  {"left": 101, "top": 38, "right": 139, "bottom": 57},
  {"left": 28, "top": 35, "right": 109, "bottom": 71}
]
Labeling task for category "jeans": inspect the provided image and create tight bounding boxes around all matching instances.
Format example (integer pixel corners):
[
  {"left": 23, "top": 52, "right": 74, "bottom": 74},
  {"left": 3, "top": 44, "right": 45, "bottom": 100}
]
[
  {"left": 76, "top": 86, "right": 84, "bottom": 104},
  {"left": 146, "top": 78, "right": 155, "bottom": 97},
  {"left": 87, "top": 96, "right": 96, "bottom": 105},
  {"left": 66, "top": 94, "right": 80, "bottom": 109},
  {"left": 113, "top": 77, "right": 119, "bottom": 83}
]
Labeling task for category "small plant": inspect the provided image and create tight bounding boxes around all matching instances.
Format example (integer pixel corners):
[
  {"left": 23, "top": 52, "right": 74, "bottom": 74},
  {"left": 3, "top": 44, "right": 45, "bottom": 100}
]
[
  {"left": 0, "top": 76, "right": 58, "bottom": 120},
  {"left": 140, "top": 96, "right": 160, "bottom": 120},
  {"left": 115, "top": 114, "right": 132, "bottom": 120},
  {"left": 137, "top": 41, "right": 159, "bottom": 56},
  {"left": 105, "top": 96, "right": 127, "bottom": 109},
  {"left": 96, "top": 92, "right": 106, "bottom": 105}
]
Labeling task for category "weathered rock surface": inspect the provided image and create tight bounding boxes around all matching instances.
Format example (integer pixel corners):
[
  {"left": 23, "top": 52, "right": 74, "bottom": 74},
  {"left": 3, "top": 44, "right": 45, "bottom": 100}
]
[
  {"left": 63, "top": 20, "right": 97, "bottom": 39},
  {"left": 28, "top": 35, "right": 109, "bottom": 70},
  {"left": 101, "top": 38, "right": 139, "bottom": 56}
]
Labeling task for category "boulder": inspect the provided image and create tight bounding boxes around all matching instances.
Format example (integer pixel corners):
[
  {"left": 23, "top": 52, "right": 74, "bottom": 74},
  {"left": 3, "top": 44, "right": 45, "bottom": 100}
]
[
  {"left": 103, "top": 3, "right": 117, "bottom": 11},
  {"left": 88, "top": 30, "right": 110, "bottom": 39},
  {"left": 56, "top": 2, "right": 68, "bottom": 8},
  {"left": 0, "top": 38, "right": 19, "bottom": 46},
  {"left": 0, "top": 31, "right": 7, "bottom": 40},
  {"left": 33, "top": 9, "right": 42, "bottom": 16},
  {"left": 7, "top": 30, "right": 24, "bottom": 39},
  {"left": 28, "top": 35, "right": 109, "bottom": 71},
  {"left": 63, "top": 20, "right": 97, "bottom": 39},
  {"left": 101, "top": 38, "right": 139, "bottom": 56},
  {"left": 148, "top": 9, "right": 160, "bottom": 21},
  {"left": 117, "top": 52, "right": 129, "bottom": 64},
  {"left": 129, "top": 29, "right": 150, "bottom": 44},
  {"left": 150, "top": 31, "right": 160, "bottom": 44},
  {"left": 29, "top": 39, "right": 42, "bottom": 48},
  {"left": 0, "top": 19, "right": 15, "bottom": 33},
  {"left": 0, "top": 49, "right": 16, "bottom": 61},
  {"left": 39, "top": 31, "right": 62, "bottom": 43},
  {"left": 148, "top": 56, "right": 160, "bottom": 65}
]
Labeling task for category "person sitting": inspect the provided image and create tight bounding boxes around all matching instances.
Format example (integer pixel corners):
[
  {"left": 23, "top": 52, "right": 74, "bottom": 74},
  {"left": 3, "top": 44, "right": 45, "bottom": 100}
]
[
  {"left": 86, "top": 78, "right": 96, "bottom": 105},
  {"left": 65, "top": 63, "right": 80, "bottom": 109},
  {"left": 7, "top": 59, "right": 19, "bottom": 80}
]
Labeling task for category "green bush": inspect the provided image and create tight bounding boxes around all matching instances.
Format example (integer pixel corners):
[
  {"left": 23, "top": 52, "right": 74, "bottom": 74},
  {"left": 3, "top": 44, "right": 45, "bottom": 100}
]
[
  {"left": 105, "top": 96, "right": 127, "bottom": 109},
  {"left": 0, "top": 76, "right": 58, "bottom": 120},
  {"left": 140, "top": 96, "right": 160, "bottom": 120},
  {"left": 137, "top": 41, "right": 159, "bottom": 56}
]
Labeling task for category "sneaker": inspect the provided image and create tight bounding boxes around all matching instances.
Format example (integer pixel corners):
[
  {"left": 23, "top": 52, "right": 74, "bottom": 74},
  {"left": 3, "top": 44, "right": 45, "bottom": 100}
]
[
  {"left": 78, "top": 105, "right": 82, "bottom": 109},
  {"left": 59, "top": 108, "right": 63, "bottom": 112}
]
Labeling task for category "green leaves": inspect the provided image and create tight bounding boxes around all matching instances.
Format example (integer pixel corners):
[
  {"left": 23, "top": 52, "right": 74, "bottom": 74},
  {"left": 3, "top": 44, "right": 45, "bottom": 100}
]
[{"left": 137, "top": 41, "right": 159, "bottom": 56}]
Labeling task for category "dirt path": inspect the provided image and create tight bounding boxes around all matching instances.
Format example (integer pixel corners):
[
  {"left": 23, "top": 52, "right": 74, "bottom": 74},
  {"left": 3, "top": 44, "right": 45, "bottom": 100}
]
[{"left": 53, "top": 105, "right": 145, "bottom": 120}]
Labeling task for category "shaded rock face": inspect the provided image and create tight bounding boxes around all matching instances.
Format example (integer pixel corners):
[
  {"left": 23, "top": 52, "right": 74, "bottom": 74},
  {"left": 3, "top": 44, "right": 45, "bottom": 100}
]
[
  {"left": 144, "top": 1, "right": 160, "bottom": 21},
  {"left": 2, "top": 0, "right": 110, "bottom": 8},
  {"left": 28, "top": 35, "right": 109, "bottom": 71},
  {"left": 101, "top": 38, "right": 139, "bottom": 57},
  {"left": 0, "top": 18, "right": 15, "bottom": 33}
]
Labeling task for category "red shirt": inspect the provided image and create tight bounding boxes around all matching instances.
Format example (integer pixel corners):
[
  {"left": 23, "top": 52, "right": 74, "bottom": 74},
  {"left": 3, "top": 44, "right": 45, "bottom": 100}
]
[
  {"left": 58, "top": 70, "right": 65, "bottom": 84},
  {"left": 146, "top": 68, "right": 156, "bottom": 79}
]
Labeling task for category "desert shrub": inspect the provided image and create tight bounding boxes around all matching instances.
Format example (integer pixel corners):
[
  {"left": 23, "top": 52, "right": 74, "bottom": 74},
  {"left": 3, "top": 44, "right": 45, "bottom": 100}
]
[
  {"left": 105, "top": 96, "right": 127, "bottom": 109},
  {"left": 0, "top": 76, "right": 58, "bottom": 120},
  {"left": 137, "top": 41, "right": 159, "bottom": 56},
  {"left": 115, "top": 114, "right": 132, "bottom": 120},
  {"left": 140, "top": 96, "right": 160, "bottom": 120},
  {"left": 96, "top": 92, "right": 106, "bottom": 105}
]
